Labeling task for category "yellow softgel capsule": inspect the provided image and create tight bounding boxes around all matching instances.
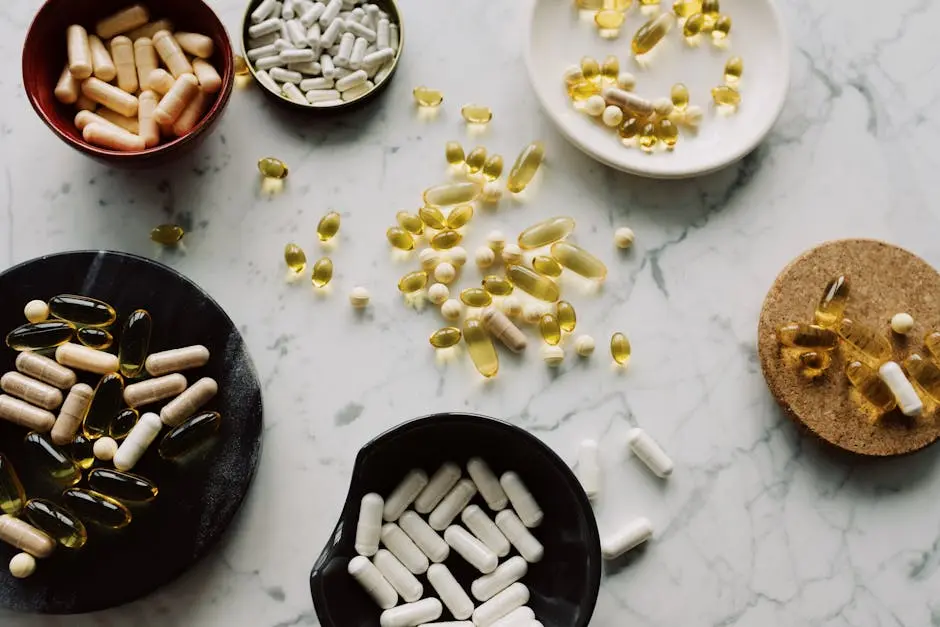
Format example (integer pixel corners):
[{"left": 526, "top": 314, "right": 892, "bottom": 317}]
[
  {"left": 903, "top": 354, "right": 940, "bottom": 402},
  {"left": 386, "top": 227, "right": 415, "bottom": 251},
  {"left": 6, "top": 321, "right": 75, "bottom": 351},
  {"left": 430, "top": 327, "right": 462, "bottom": 349},
  {"left": 507, "top": 142, "right": 546, "bottom": 193},
  {"left": 724, "top": 56, "right": 744, "bottom": 84},
  {"left": 683, "top": 13, "right": 707, "bottom": 37},
  {"left": 595, "top": 10, "right": 625, "bottom": 29},
  {"left": 61, "top": 488, "right": 131, "bottom": 530},
  {"left": 551, "top": 241, "right": 608, "bottom": 280},
  {"left": 151, "top": 224, "right": 184, "bottom": 245},
  {"left": 482, "top": 155, "right": 504, "bottom": 181},
  {"left": 461, "top": 104, "right": 493, "bottom": 125},
  {"left": 465, "top": 147, "right": 487, "bottom": 174},
  {"left": 258, "top": 157, "right": 288, "bottom": 179},
  {"left": 532, "top": 256, "right": 563, "bottom": 277},
  {"left": 463, "top": 319, "right": 499, "bottom": 378},
  {"left": 460, "top": 288, "right": 493, "bottom": 308},
  {"left": 777, "top": 323, "right": 838, "bottom": 350},
  {"left": 600, "top": 56, "right": 620, "bottom": 81},
  {"left": 619, "top": 116, "right": 642, "bottom": 140},
  {"left": 398, "top": 270, "right": 429, "bottom": 294},
  {"left": 670, "top": 83, "right": 689, "bottom": 110},
  {"left": 0, "top": 454, "right": 26, "bottom": 516},
  {"left": 413, "top": 86, "right": 443, "bottom": 107},
  {"left": 576, "top": 0, "right": 604, "bottom": 8},
  {"left": 396, "top": 211, "right": 425, "bottom": 235},
  {"left": 518, "top": 216, "right": 576, "bottom": 250},
  {"left": 673, "top": 0, "right": 702, "bottom": 16},
  {"left": 539, "top": 314, "right": 561, "bottom": 346},
  {"left": 712, "top": 85, "right": 741, "bottom": 107},
  {"left": 507, "top": 265, "right": 560, "bottom": 302},
  {"left": 639, "top": 0, "right": 660, "bottom": 4},
  {"left": 632, "top": 13, "right": 673, "bottom": 55},
  {"left": 580, "top": 57, "right": 600, "bottom": 81},
  {"left": 814, "top": 276, "right": 849, "bottom": 328},
  {"left": 445, "top": 141, "right": 465, "bottom": 166},
  {"left": 701, "top": 0, "right": 719, "bottom": 16},
  {"left": 712, "top": 14, "right": 731, "bottom": 39},
  {"left": 234, "top": 54, "right": 249, "bottom": 76},
  {"left": 311, "top": 258, "right": 333, "bottom": 288},
  {"left": 838, "top": 319, "right": 891, "bottom": 363},
  {"left": 799, "top": 351, "right": 831, "bottom": 378},
  {"left": 926, "top": 332, "right": 940, "bottom": 362},
  {"left": 611, "top": 332, "right": 631, "bottom": 365},
  {"left": 317, "top": 211, "right": 341, "bottom": 242},
  {"left": 482, "top": 276, "right": 513, "bottom": 297},
  {"left": 284, "top": 243, "right": 307, "bottom": 274},
  {"left": 568, "top": 80, "right": 602, "bottom": 101},
  {"left": 446, "top": 205, "right": 474, "bottom": 229},
  {"left": 423, "top": 182, "right": 482, "bottom": 207},
  {"left": 638, "top": 122, "right": 658, "bottom": 151},
  {"left": 430, "top": 230, "right": 463, "bottom": 250},
  {"left": 846, "top": 361, "right": 896, "bottom": 413},
  {"left": 419, "top": 206, "right": 447, "bottom": 230},
  {"left": 656, "top": 119, "right": 679, "bottom": 148},
  {"left": 557, "top": 301, "right": 577, "bottom": 332}
]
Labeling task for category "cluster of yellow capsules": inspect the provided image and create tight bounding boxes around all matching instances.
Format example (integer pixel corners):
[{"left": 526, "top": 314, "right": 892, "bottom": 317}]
[
  {"left": 283, "top": 210, "right": 341, "bottom": 289},
  {"left": 575, "top": 0, "right": 732, "bottom": 49},
  {"left": 411, "top": 87, "right": 494, "bottom": 127},
  {"left": 1, "top": 295, "right": 222, "bottom": 578},
  {"left": 777, "top": 276, "right": 940, "bottom": 421}
]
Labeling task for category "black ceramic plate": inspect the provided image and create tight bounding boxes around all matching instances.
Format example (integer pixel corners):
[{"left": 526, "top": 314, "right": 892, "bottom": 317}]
[
  {"left": 0, "top": 251, "right": 263, "bottom": 614},
  {"left": 310, "top": 413, "right": 601, "bottom": 627}
]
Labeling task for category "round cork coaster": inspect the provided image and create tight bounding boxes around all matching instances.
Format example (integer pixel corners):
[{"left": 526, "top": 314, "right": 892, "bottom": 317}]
[{"left": 758, "top": 239, "right": 940, "bottom": 457}]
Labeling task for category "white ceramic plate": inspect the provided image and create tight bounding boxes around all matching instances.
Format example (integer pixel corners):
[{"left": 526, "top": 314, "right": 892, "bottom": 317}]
[{"left": 525, "top": 0, "right": 790, "bottom": 178}]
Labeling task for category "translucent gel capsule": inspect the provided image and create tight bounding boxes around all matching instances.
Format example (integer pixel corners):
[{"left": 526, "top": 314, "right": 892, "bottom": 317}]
[
  {"left": 461, "top": 288, "right": 493, "bottom": 308},
  {"left": 24, "top": 499, "right": 87, "bottom": 549},
  {"left": 70, "top": 434, "right": 95, "bottom": 470},
  {"left": 673, "top": 0, "right": 702, "bottom": 16},
  {"left": 683, "top": 13, "right": 706, "bottom": 37},
  {"left": 83, "top": 373, "right": 125, "bottom": 439},
  {"left": 482, "top": 155, "right": 504, "bottom": 181},
  {"left": 724, "top": 56, "right": 743, "bottom": 84},
  {"left": 580, "top": 57, "right": 600, "bottom": 81},
  {"left": 518, "top": 217, "right": 576, "bottom": 250},
  {"left": 507, "top": 265, "right": 560, "bottom": 302},
  {"left": 396, "top": 211, "right": 425, "bottom": 235},
  {"left": 601, "top": 56, "right": 620, "bottom": 81},
  {"left": 399, "top": 271, "right": 429, "bottom": 294},
  {"left": 619, "top": 116, "right": 642, "bottom": 140},
  {"left": 903, "top": 354, "right": 940, "bottom": 402},
  {"left": 777, "top": 323, "right": 839, "bottom": 350},
  {"left": 576, "top": 0, "right": 604, "bottom": 8},
  {"left": 926, "top": 332, "right": 940, "bottom": 362},
  {"left": 611, "top": 332, "right": 632, "bottom": 365},
  {"left": 151, "top": 224, "right": 184, "bottom": 245},
  {"left": 846, "top": 361, "right": 896, "bottom": 413},
  {"left": 606, "top": 0, "right": 633, "bottom": 8},
  {"left": 839, "top": 319, "right": 891, "bottom": 363},
  {"left": 445, "top": 141, "right": 465, "bottom": 166},
  {"left": 317, "top": 211, "right": 341, "bottom": 241},
  {"left": 413, "top": 86, "right": 444, "bottom": 107},
  {"left": 49, "top": 295, "right": 116, "bottom": 327},
  {"left": 77, "top": 327, "right": 113, "bottom": 350},
  {"left": 671, "top": 83, "right": 689, "bottom": 110},
  {"left": 639, "top": 0, "right": 661, "bottom": 4},
  {"left": 539, "top": 314, "right": 561, "bottom": 346},
  {"left": 447, "top": 205, "right": 474, "bottom": 229},
  {"left": 557, "top": 301, "right": 577, "bottom": 332},
  {"left": 61, "top": 488, "right": 131, "bottom": 529},
  {"left": 712, "top": 85, "right": 741, "bottom": 107},
  {"left": 159, "top": 410, "right": 222, "bottom": 460},
  {"left": 814, "top": 276, "right": 849, "bottom": 328},
  {"left": 419, "top": 206, "right": 447, "bottom": 230},
  {"left": 639, "top": 122, "right": 658, "bottom": 151},
  {"left": 284, "top": 243, "right": 307, "bottom": 273},
  {"left": 312, "top": 258, "right": 334, "bottom": 288},
  {"left": 430, "top": 327, "right": 462, "bottom": 349},
  {"left": 712, "top": 14, "right": 731, "bottom": 39},
  {"left": 431, "top": 230, "right": 463, "bottom": 250},
  {"left": 258, "top": 157, "right": 289, "bottom": 179},
  {"left": 24, "top": 432, "right": 81, "bottom": 486},
  {"left": 110, "top": 408, "right": 139, "bottom": 439},
  {"left": 466, "top": 147, "right": 487, "bottom": 174},
  {"left": 0, "top": 454, "right": 26, "bottom": 516},
  {"left": 88, "top": 468, "right": 159, "bottom": 501},
  {"left": 119, "top": 309, "right": 151, "bottom": 378},
  {"left": 568, "top": 80, "right": 602, "bottom": 101},
  {"left": 595, "top": 10, "right": 625, "bottom": 29},
  {"left": 532, "top": 256, "right": 563, "bottom": 277},
  {"left": 702, "top": 0, "right": 719, "bottom": 16},
  {"left": 551, "top": 241, "right": 608, "bottom": 280},
  {"left": 423, "top": 182, "right": 482, "bottom": 207},
  {"left": 387, "top": 227, "right": 416, "bottom": 251},
  {"left": 656, "top": 119, "right": 679, "bottom": 148},
  {"left": 464, "top": 319, "right": 498, "bottom": 378},
  {"left": 482, "top": 276, "right": 513, "bottom": 297},
  {"left": 799, "top": 351, "right": 831, "bottom": 377},
  {"left": 234, "top": 54, "right": 249, "bottom": 75},
  {"left": 461, "top": 104, "right": 493, "bottom": 125},
  {"left": 632, "top": 13, "right": 673, "bottom": 55},
  {"left": 6, "top": 321, "right": 75, "bottom": 351}
]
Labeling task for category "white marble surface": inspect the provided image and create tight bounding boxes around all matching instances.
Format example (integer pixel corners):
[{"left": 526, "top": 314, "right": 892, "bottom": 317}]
[{"left": 3, "top": 0, "right": 940, "bottom": 625}]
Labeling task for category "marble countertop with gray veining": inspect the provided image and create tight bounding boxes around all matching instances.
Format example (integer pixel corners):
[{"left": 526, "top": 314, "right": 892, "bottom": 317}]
[{"left": 3, "top": 0, "right": 940, "bottom": 625}]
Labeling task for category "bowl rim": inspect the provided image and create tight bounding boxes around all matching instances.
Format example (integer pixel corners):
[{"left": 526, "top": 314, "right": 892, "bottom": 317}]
[{"left": 22, "top": 0, "right": 236, "bottom": 160}]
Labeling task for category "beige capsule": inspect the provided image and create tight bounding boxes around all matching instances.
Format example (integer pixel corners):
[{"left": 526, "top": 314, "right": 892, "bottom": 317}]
[
  {"left": 75, "top": 95, "right": 97, "bottom": 112},
  {"left": 51, "top": 384, "right": 94, "bottom": 445},
  {"left": 126, "top": 19, "right": 174, "bottom": 41},
  {"left": 160, "top": 377, "right": 217, "bottom": 427},
  {"left": 0, "top": 395, "right": 55, "bottom": 432},
  {"left": 110, "top": 36, "right": 138, "bottom": 94},
  {"left": 482, "top": 308, "right": 527, "bottom": 354},
  {"left": 81, "top": 77, "right": 138, "bottom": 117},
  {"left": 96, "top": 4, "right": 150, "bottom": 39},
  {"left": 55, "top": 343, "right": 119, "bottom": 375},
  {"left": 602, "top": 86, "right": 654, "bottom": 117},
  {"left": 0, "top": 372, "right": 63, "bottom": 411},
  {"left": 192, "top": 59, "right": 222, "bottom": 94},
  {"left": 66, "top": 24, "right": 93, "bottom": 80},
  {"left": 138, "top": 90, "right": 160, "bottom": 148},
  {"left": 148, "top": 69, "right": 176, "bottom": 96},
  {"left": 83, "top": 123, "right": 146, "bottom": 152},
  {"left": 0, "top": 515, "right": 55, "bottom": 559},
  {"left": 88, "top": 35, "right": 116, "bottom": 82},
  {"left": 134, "top": 38, "right": 159, "bottom": 90},
  {"left": 74, "top": 110, "right": 117, "bottom": 132},
  {"left": 124, "top": 374, "right": 187, "bottom": 408},
  {"left": 154, "top": 74, "right": 199, "bottom": 126},
  {"left": 16, "top": 352, "right": 77, "bottom": 390},
  {"left": 153, "top": 30, "right": 194, "bottom": 78},
  {"left": 175, "top": 32, "right": 215, "bottom": 58},
  {"left": 145, "top": 345, "right": 210, "bottom": 377},
  {"left": 172, "top": 89, "right": 212, "bottom": 136},
  {"left": 98, "top": 109, "right": 139, "bottom": 134},
  {"left": 54, "top": 65, "right": 79, "bottom": 104}
]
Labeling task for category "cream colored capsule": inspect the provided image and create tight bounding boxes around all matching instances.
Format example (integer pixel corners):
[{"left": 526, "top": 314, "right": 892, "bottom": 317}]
[
  {"left": 153, "top": 30, "right": 194, "bottom": 78},
  {"left": 87, "top": 35, "right": 116, "bottom": 82},
  {"left": 55, "top": 343, "right": 119, "bottom": 375},
  {"left": 398, "top": 510, "right": 450, "bottom": 563},
  {"left": 383, "top": 469, "right": 429, "bottom": 522},
  {"left": 0, "top": 395, "right": 55, "bottom": 432},
  {"left": 113, "top": 412, "right": 162, "bottom": 471},
  {"left": 66, "top": 25, "right": 93, "bottom": 80},
  {"left": 380, "top": 598, "right": 442, "bottom": 627},
  {"left": 81, "top": 77, "right": 138, "bottom": 117},
  {"left": 429, "top": 478, "right": 477, "bottom": 531},
  {"left": 110, "top": 36, "right": 138, "bottom": 93},
  {"left": 74, "top": 110, "right": 117, "bottom": 132},
  {"left": 172, "top": 89, "right": 211, "bottom": 136},
  {"left": 54, "top": 65, "right": 80, "bottom": 104},
  {"left": 75, "top": 95, "right": 97, "bottom": 112},
  {"left": 83, "top": 123, "right": 146, "bottom": 152},
  {"left": 192, "top": 59, "right": 222, "bottom": 94},
  {"left": 126, "top": 19, "right": 174, "bottom": 41},
  {"left": 124, "top": 373, "right": 187, "bottom": 407},
  {"left": 482, "top": 308, "right": 526, "bottom": 354},
  {"left": 51, "top": 383, "right": 93, "bottom": 445},
  {"left": 348, "top": 555, "right": 398, "bottom": 609},
  {"left": 147, "top": 69, "right": 176, "bottom": 96},
  {"left": 427, "top": 564, "right": 474, "bottom": 620},
  {"left": 500, "top": 472, "right": 543, "bottom": 528},
  {"left": 159, "top": 377, "right": 217, "bottom": 427},
  {"left": 175, "top": 32, "right": 215, "bottom": 58},
  {"left": 415, "top": 462, "right": 462, "bottom": 514},
  {"left": 471, "top": 582, "right": 529, "bottom": 626},
  {"left": 0, "top": 515, "right": 55, "bottom": 559},
  {"left": 471, "top": 555, "right": 528, "bottom": 602},
  {"left": 461, "top": 505, "right": 510, "bottom": 557},
  {"left": 134, "top": 38, "right": 159, "bottom": 90},
  {"left": 381, "top": 522, "right": 430, "bottom": 575},
  {"left": 444, "top": 525, "right": 497, "bottom": 574},
  {"left": 98, "top": 109, "right": 139, "bottom": 134},
  {"left": 356, "top": 493, "right": 384, "bottom": 556},
  {"left": 374, "top": 549, "right": 423, "bottom": 603},
  {"left": 154, "top": 74, "right": 199, "bottom": 126},
  {"left": 16, "top": 352, "right": 76, "bottom": 390},
  {"left": 145, "top": 345, "right": 210, "bottom": 376},
  {"left": 602, "top": 86, "right": 654, "bottom": 117},
  {"left": 494, "top": 510, "right": 543, "bottom": 563},
  {"left": 0, "top": 372, "right": 63, "bottom": 411},
  {"left": 138, "top": 90, "right": 160, "bottom": 148},
  {"left": 96, "top": 4, "right": 150, "bottom": 39}
]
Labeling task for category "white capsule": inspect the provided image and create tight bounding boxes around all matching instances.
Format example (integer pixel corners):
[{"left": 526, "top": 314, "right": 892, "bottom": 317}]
[
  {"left": 270, "top": 67, "right": 303, "bottom": 83},
  {"left": 626, "top": 428, "right": 673, "bottom": 478},
  {"left": 282, "top": 0, "right": 297, "bottom": 19},
  {"left": 306, "top": 24, "right": 322, "bottom": 50},
  {"left": 256, "top": 54, "right": 286, "bottom": 70},
  {"left": 614, "top": 227, "right": 635, "bottom": 249},
  {"left": 381, "top": 522, "right": 429, "bottom": 574},
  {"left": 288, "top": 59, "right": 321, "bottom": 74},
  {"left": 349, "top": 286, "right": 371, "bottom": 308},
  {"left": 320, "top": 54, "right": 336, "bottom": 78},
  {"left": 602, "top": 105, "right": 623, "bottom": 127},
  {"left": 300, "top": 76, "right": 334, "bottom": 90},
  {"left": 444, "top": 525, "right": 497, "bottom": 574},
  {"left": 376, "top": 17, "right": 390, "bottom": 49},
  {"left": 499, "top": 472, "right": 542, "bottom": 528},
  {"left": 577, "top": 439, "right": 601, "bottom": 500},
  {"left": 390, "top": 23, "right": 399, "bottom": 50},
  {"left": 113, "top": 412, "right": 162, "bottom": 471},
  {"left": 249, "top": 17, "right": 284, "bottom": 39},
  {"left": 355, "top": 492, "right": 384, "bottom": 556},
  {"left": 300, "top": 2, "right": 326, "bottom": 27},
  {"left": 252, "top": 0, "right": 280, "bottom": 23},
  {"left": 319, "top": 0, "right": 343, "bottom": 26},
  {"left": 336, "top": 68, "right": 368, "bottom": 91},
  {"left": 345, "top": 19, "right": 377, "bottom": 42},
  {"left": 471, "top": 555, "right": 528, "bottom": 602},
  {"left": 583, "top": 95, "right": 605, "bottom": 116},
  {"left": 466, "top": 458, "right": 508, "bottom": 511},
  {"left": 461, "top": 505, "right": 510, "bottom": 557},
  {"left": 286, "top": 18, "right": 309, "bottom": 46},
  {"left": 490, "top": 607, "right": 536, "bottom": 627},
  {"left": 890, "top": 312, "right": 915, "bottom": 335},
  {"left": 428, "top": 283, "right": 450, "bottom": 306},
  {"left": 274, "top": 37, "right": 295, "bottom": 52},
  {"left": 398, "top": 510, "right": 449, "bottom": 563},
  {"left": 348, "top": 555, "right": 398, "bottom": 609},
  {"left": 320, "top": 17, "right": 345, "bottom": 48},
  {"left": 306, "top": 89, "right": 341, "bottom": 103},
  {"left": 373, "top": 549, "right": 423, "bottom": 602},
  {"left": 601, "top": 516, "right": 652, "bottom": 559},
  {"left": 381, "top": 598, "right": 443, "bottom": 627},
  {"left": 429, "top": 479, "right": 477, "bottom": 531},
  {"left": 311, "top": 98, "right": 344, "bottom": 106},
  {"left": 617, "top": 72, "right": 636, "bottom": 90},
  {"left": 878, "top": 361, "right": 923, "bottom": 417},
  {"left": 282, "top": 83, "right": 308, "bottom": 103},
  {"left": 415, "top": 461, "right": 461, "bottom": 514},
  {"left": 541, "top": 345, "right": 565, "bottom": 367},
  {"left": 494, "top": 510, "right": 543, "bottom": 564},
  {"left": 427, "top": 564, "right": 475, "bottom": 620},
  {"left": 334, "top": 32, "right": 355, "bottom": 67},
  {"left": 384, "top": 469, "right": 429, "bottom": 522},
  {"left": 501, "top": 297, "right": 522, "bottom": 319},
  {"left": 280, "top": 48, "right": 317, "bottom": 63},
  {"left": 256, "top": 70, "right": 280, "bottom": 93},
  {"left": 471, "top": 583, "right": 529, "bottom": 627},
  {"left": 349, "top": 37, "right": 369, "bottom": 70}
]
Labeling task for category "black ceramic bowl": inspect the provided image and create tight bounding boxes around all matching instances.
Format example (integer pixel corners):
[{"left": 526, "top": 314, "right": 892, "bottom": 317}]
[
  {"left": 310, "top": 413, "right": 601, "bottom": 626},
  {"left": 0, "top": 251, "right": 263, "bottom": 614}
]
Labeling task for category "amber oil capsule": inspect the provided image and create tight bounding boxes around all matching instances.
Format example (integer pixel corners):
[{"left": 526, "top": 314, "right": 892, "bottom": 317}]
[
  {"left": 461, "top": 288, "right": 493, "bottom": 308},
  {"left": 461, "top": 104, "right": 493, "bottom": 125},
  {"left": 284, "top": 243, "right": 307, "bottom": 273},
  {"left": 61, "top": 488, "right": 131, "bottom": 529},
  {"left": 119, "top": 309, "right": 152, "bottom": 379},
  {"left": 397, "top": 211, "right": 425, "bottom": 235},
  {"left": 673, "top": 0, "right": 702, "bottom": 16},
  {"left": 413, "top": 86, "right": 443, "bottom": 107},
  {"left": 24, "top": 432, "right": 81, "bottom": 486},
  {"left": 619, "top": 116, "right": 642, "bottom": 140},
  {"left": 430, "top": 327, "right": 462, "bottom": 349},
  {"left": 799, "top": 351, "right": 831, "bottom": 377},
  {"left": 508, "top": 141, "right": 547, "bottom": 194},
  {"left": 466, "top": 147, "right": 487, "bottom": 174},
  {"left": 77, "top": 327, "right": 113, "bottom": 350},
  {"left": 49, "top": 294, "right": 116, "bottom": 327},
  {"left": 580, "top": 57, "right": 600, "bottom": 81},
  {"left": 70, "top": 434, "right": 95, "bottom": 470},
  {"left": 258, "top": 157, "right": 288, "bottom": 179},
  {"left": 595, "top": 10, "right": 625, "bottom": 29},
  {"left": 83, "top": 373, "right": 125, "bottom": 439},
  {"left": 482, "top": 276, "right": 513, "bottom": 297},
  {"left": 777, "top": 323, "right": 838, "bottom": 350},
  {"left": 88, "top": 468, "right": 158, "bottom": 502},
  {"left": 903, "top": 354, "right": 940, "bottom": 402},
  {"left": 0, "top": 454, "right": 26, "bottom": 516},
  {"left": 557, "top": 301, "right": 577, "bottom": 333},
  {"left": 111, "top": 408, "right": 139, "bottom": 439},
  {"left": 464, "top": 319, "right": 498, "bottom": 378},
  {"left": 701, "top": 0, "right": 719, "bottom": 15},
  {"left": 507, "top": 265, "right": 560, "bottom": 302},
  {"left": 926, "top": 332, "right": 940, "bottom": 362},
  {"left": 611, "top": 332, "right": 632, "bottom": 365},
  {"left": 447, "top": 205, "right": 474, "bottom": 229},
  {"left": 683, "top": 13, "right": 707, "bottom": 37},
  {"left": 576, "top": 0, "right": 604, "bottom": 8},
  {"left": 540, "top": 314, "right": 562, "bottom": 346},
  {"left": 445, "top": 141, "right": 465, "bottom": 166},
  {"left": 6, "top": 321, "right": 75, "bottom": 351},
  {"left": 551, "top": 241, "right": 608, "bottom": 280},
  {"left": 838, "top": 319, "right": 891, "bottom": 363},
  {"left": 846, "top": 361, "right": 896, "bottom": 413},
  {"left": 312, "top": 258, "right": 334, "bottom": 288},
  {"left": 638, "top": 122, "right": 658, "bottom": 151},
  {"left": 656, "top": 119, "right": 679, "bottom": 148},
  {"left": 518, "top": 217, "right": 576, "bottom": 250},
  {"left": 532, "top": 256, "right": 563, "bottom": 277},
  {"left": 24, "top": 499, "right": 87, "bottom": 549},
  {"left": 814, "top": 276, "right": 849, "bottom": 328},
  {"left": 387, "top": 227, "right": 415, "bottom": 251},
  {"left": 482, "top": 155, "right": 504, "bottom": 181},
  {"left": 712, "top": 85, "right": 741, "bottom": 108},
  {"left": 317, "top": 211, "right": 341, "bottom": 242},
  {"left": 151, "top": 224, "right": 184, "bottom": 245},
  {"left": 398, "top": 271, "right": 429, "bottom": 294},
  {"left": 601, "top": 56, "right": 620, "bottom": 81},
  {"left": 568, "top": 79, "right": 601, "bottom": 101},
  {"left": 419, "top": 206, "right": 447, "bottom": 230},
  {"left": 724, "top": 56, "right": 743, "bottom": 84},
  {"left": 423, "top": 182, "right": 482, "bottom": 207},
  {"left": 234, "top": 54, "right": 249, "bottom": 75},
  {"left": 606, "top": 0, "right": 632, "bottom": 8},
  {"left": 159, "top": 411, "right": 222, "bottom": 460},
  {"left": 431, "top": 230, "right": 463, "bottom": 250},
  {"left": 712, "top": 14, "right": 731, "bottom": 39},
  {"left": 632, "top": 13, "right": 673, "bottom": 55}
]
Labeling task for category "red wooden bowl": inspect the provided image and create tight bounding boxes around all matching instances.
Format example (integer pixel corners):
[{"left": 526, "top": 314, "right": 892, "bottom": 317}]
[{"left": 22, "top": 0, "right": 235, "bottom": 167}]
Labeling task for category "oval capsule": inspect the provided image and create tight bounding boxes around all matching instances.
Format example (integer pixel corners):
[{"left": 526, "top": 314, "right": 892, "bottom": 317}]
[
  {"left": 110, "top": 408, "right": 140, "bottom": 439},
  {"left": 158, "top": 411, "right": 221, "bottom": 460},
  {"left": 551, "top": 241, "right": 608, "bottom": 280},
  {"left": 6, "top": 321, "right": 75, "bottom": 351},
  {"left": 0, "top": 454, "right": 26, "bottom": 516},
  {"left": 24, "top": 432, "right": 81, "bottom": 486},
  {"left": 507, "top": 265, "right": 560, "bottom": 302},
  {"left": 82, "top": 373, "right": 125, "bottom": 439},
  {"left": 118, "top": 309, "right": 152, "bottom": 378},
  {"left": 518, "top": 217, "right": 576, "bottom": 250},
  {"left": 24, "top": 498, "right": 87, "bottom": 549},
  {"left": 422, "top": 182, "right": 482, "bottom": 207},
  {"left": 48, "top": 294, "right": 116, "bottom": 327},
  {"left": 61, "top": 488, "right": 132, "bottom": 529},
  {"left": 88, "top": 468, "right": 158, "bottom": 502},
  {"left": 77, "top": 327, "right": 114, "bottom": 350},
  {"left": 70, "top": 434, "right": 96, "bottom": 470}
]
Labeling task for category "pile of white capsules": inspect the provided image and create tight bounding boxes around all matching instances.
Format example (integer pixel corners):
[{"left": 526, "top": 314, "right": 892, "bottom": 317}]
[
  {"left": 246, "top": 0, "right": 400, "bottom": 106},
  {"left": 350, "top": 459, "right": 546, "bottom": 627}
]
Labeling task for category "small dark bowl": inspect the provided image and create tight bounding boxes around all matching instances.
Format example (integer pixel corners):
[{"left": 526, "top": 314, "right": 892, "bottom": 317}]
[
  {"left": 241, "top": 0, "right": 404, "bottom": 112},
  {"left": 310, "top": 413, "right": 601, "bottom": 627},
  {"left": 23, "top": 0, "right": 235, "bottom": 167}
]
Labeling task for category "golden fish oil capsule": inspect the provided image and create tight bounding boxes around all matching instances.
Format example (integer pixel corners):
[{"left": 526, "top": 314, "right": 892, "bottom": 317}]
[
  {"left": 284, "top": 243, "right": 307, "bottom": 273},
  {"left": 317, "top": 211, "right": 341, "bottom": 241},
  {"left": 151, "top": 224, "right": 184, "bottom": 245},
  {"left": 483, "top": 276, "right": 513, "bottom": 297},
  {"left": 611, "top": 332, "right": 631, "bottom": 365},
  {"left": 399, "top": 271, "right": 429, "bottom": 294},
  {"left": 846, "top": 361, "right": 896, "bottom": 413},
  {"left": 926, "top": 332, "right": 940, "bottom": 362},
  {"left": 83, "top": 373, "right": 125, "bottom": 439},
  {"left": 712, "top": 85, "right": 741, "bottom": 107},
  {"left": 413, "top": 86, "right": 444, "bottom": 107},
  {"left": 712, "top": 14, "right": 731, "bottom": 39},
  {"left": 702, "top": 0, "right": 719, "bottom": 16},
  {"left": 159, "top": 411, "right": 221, "bottom": 460},
  {"left": 532, "top": 256, "right": 563, "bottom": 277},
  {"left": 24, "top": 499, "right": 87, "bottom": 549},
  {"left": 430, "top": 327, "right": 462, "bottom": 349},
  {"left": 445, "top": 141, "right": 465, "bottom": 166},
  {"left": 111, "top": 408, "right": 139, "bottom": 439},
  {"left": 420, "top": 206, "right": 447, "bottom": 230},
  {"left": 814, "top": 276, "right": 849, "bottom": 328},
  {"left": 576, "top": 0, "right": 604, "bottom": 8},
  {"left": 724, "top": 56, "right": 743, "bottom": 84},
  {"left": 507, "top": 265, "right": 560, "bottom": 302},
  {"left": 461, "top": 288, "right": 493, "bottom": 308},
  {"left": 606, "top": 0, "right": 633, "bottom": 8},
  {"left": 461, "top": 104, "right": 493, "bottom": 125},
  {"left": 540, "top": 314, "right": 561, "bottom": 346},
  {"left": 595, "top": 10, "right": 625, "bottom": 29},
  {"left": 838, "top": 319, "right": 891, "bottom": 363},
  {"left": 119, "top": 309, "right": 151, "bottom": 379},
  {"left": 61, "top": 488, "right": 131, "bottom": 529},
  {"left": 518, "top": 217, "right": 576, "bottom": 250},
  {"left": 234, "top": 54, "right": 249, "bottom": 76},
  {"left": 581, "top": 57, "right": 600, "bottom": 81},
  {"left": 464, "top": 319, "right": 498, "bottom": 378},
  {"left": 671, "top": 83, "right": 689, "bottom": 110},
  {"left": 601, "top": 56, "right": 620, "bottom": 81},
  {"left": 777, "top": 323, "right": 838, "bottom": 350},
  {"left": 431, "top": 230, "right": 463, "bottom": 250},
  {"left": 557, "top": 301, "right": 577, "bottom": 332},
  {"left": 799, "top": 351, "right": 831, "bottom": 377},
  {"left": 0, "top": 454, "right": 26, "bottom": 516},
  {"left": 656, "top": 119, "right": 679, "bottom": 148},
  {"left": 47, "top": 294, "right": 113, "bottom": 324},
  {"left": 447, "top": 205, "right": 474, "bottom": 229},
  {"left": 88, "top": 468, "right": 158, "bottom": 502},
  {"left": 903, "top": 354, "right": 940, "bottom": 402},
  {"left": 423, "top": 182, "right": 482, "bottom": 207},
  {"left": 258, "top": 157, "right": 288, "bottom": 179},
  {"left": 77, "top": 327, "right": 113, "bottom": 350},
  {"left": 482, "top": 155, "right": 504, "bottom": 180},
  {"left": 632, "top": 13, "right": 673, "bottom": 55},
  {"left": 619, "top": 116, "right": 642, "bottom": 140},
  {"left": 6, "top": 321, "right": 75, "bottom": 351},
  {"left": 551, "top": 241, "right": 608, "bottom": 280},
  {"left": 312, "top": 258, "right": 334, "bottom": 287},
  {"left": 673, "top": 0, "right": 702, "bottom": 16},
  {"left": 24, "top": 432, "right": 81, "bottom": 486},
  {"left": 568, "top": 80, "right": 602, "bottom": 101},
  {"left": 683, "top": 13, "right": 707, "bottom": 37},
  {"left": 70, "top": 434, "right": 95, "bottom": 470},
  {"left": 397, "top": 211, "right": 424, "bottom": 235},
  {"left": 466, "top": 147, "right": 487, "bottom": 174},
  {"left": 638, "top": 122, "right": 658, "bottom": 151},
  {"left": 387, "top": 227, "right": 416, "bottom": 251},
  {"left": 639, "top": 0, "right": 660, "bottom": 4}
]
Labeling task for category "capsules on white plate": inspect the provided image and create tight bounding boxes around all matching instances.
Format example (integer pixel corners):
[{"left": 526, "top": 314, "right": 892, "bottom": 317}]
[{"left": 626, "top": 428, "right": 673, "bottom": 478}]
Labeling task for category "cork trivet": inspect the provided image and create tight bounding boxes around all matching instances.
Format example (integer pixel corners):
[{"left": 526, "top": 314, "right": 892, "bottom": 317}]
[{"left": 758, "top": 239, "right": 940, "bottom": 457}]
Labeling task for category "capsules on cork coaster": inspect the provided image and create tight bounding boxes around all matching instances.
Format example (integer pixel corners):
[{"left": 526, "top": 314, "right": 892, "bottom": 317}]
[{"left": 758, "top": 239, "right": 940, "bottom": 457}]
